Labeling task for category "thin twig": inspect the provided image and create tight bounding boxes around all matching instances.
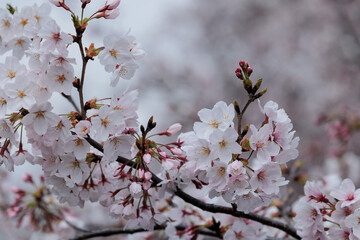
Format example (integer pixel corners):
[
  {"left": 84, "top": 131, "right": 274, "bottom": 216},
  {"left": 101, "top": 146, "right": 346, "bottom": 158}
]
[
  {"left": 85, "top": 137, "right": 301, "bottom": 239},
  {"left": 237, "top": 95, "right": 255, "bottom": 143},
  {"left": 75, "top": 32, "right": 89, "bottom": 120},
  {"left": 61, "top": 93, "right": 81, "bottom": 113},
  {"left": 38, "top": 202, "right": 89, "bottom": 233}
]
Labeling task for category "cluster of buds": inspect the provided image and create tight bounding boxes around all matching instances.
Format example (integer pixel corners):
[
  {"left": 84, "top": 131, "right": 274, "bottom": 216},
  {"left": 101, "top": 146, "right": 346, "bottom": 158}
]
[
  {"left": 7, "top": 173, "right": 67, "bottom": 232},
  {"left": 235, "top": 60, "right": 267, "bottom": 97},
  {"left": 93, "top": 0, "right": 121, "bottom": 20},
  {"left": 235, "top": 60, "right": 252, "bottom": 80},
  {"left": 49, "top": 0, "right": 71, "bottom": 11},
  {"left": 50, "top": 0, "right": 121, "bottom": 19}
]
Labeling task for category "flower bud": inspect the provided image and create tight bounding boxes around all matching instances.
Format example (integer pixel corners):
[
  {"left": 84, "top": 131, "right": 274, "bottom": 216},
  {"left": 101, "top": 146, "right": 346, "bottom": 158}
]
[
  {"left": 235, "top": 68, "right": 243, "bottom": 80},
  {"left": 247, "top": 67, "right": 253, "bottom": 76},
  {"left": 165, "top": 123, "right": 182, "bottom": 136},
  {"left": 170, "top": 147, "right": 182, "bottom": 156},
  {"left": 143, "top": 153, "right": 151, "bottom": 164},
  {"left": 22, "top": 173, "right": 33, "bottom": 184},
  {"left": 81, "top": 0, "right": 91, "bottom": 8},
  {"left": 138, "top": 168, "right": 144, "bottom": 179},
  {"left": 255, "top": 88, "right": 267, "bottom": 98},
  {"left": 243, "top": 78, "right": 253, "bottom": 94},
  {"left": 144, "top": 171, "right": 152, "bottom": 181},
  {"left": 252, "top": 78, "right": 262, "bottom": 94},
  {"left": 106, "top": 0, "right": 121, "bottom": 10},
  {"left": 104, "top": 9, "right": 120, "bottom": 19},
  {"left": 233, "top": 100, "right": 240, "bottom": 115},
  {"left": 239, "top": 60, "right": 245, "bottom": 68}
]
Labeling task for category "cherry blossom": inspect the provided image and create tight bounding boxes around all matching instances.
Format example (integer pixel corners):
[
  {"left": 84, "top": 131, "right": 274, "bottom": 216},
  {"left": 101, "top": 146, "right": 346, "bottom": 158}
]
[
  {"left": 21, "top": 102, "right": 59, "bottom": 135},
  {"left": 331, "top": 178, "right": 360, "bottom": 208}
]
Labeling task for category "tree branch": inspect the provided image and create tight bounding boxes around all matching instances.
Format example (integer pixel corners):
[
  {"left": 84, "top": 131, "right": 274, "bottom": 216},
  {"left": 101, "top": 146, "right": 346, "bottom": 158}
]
[
  {"left": 69, "top": 224, "right": 220, "bottom": 240},
  {"left": 74, "top": 32, "right": 89, "bottom": 120},
  {"left": 85, "top": 136, "right": 301, "bottom": 239}
]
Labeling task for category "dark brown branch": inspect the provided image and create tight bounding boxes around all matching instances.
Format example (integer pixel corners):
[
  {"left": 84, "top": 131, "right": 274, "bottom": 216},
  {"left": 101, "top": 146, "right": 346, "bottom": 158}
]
[
  {"left": 69, "top": 224, "right": 220, "bottom": 240},
  {"left": 85, "top": 136, "right": 300, "bottom": 239},
  {"left": 74, "top": 32, "right": 89, "bottom": 120}
]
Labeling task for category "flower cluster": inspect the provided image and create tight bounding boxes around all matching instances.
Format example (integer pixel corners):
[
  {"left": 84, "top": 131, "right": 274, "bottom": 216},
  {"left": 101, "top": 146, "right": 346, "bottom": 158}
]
[
  {"left": 6, "top": 173, "right": 73, "bottom": 233},
  {"left": 294, "top": 177, "right": 360, "bottom": 239},
  {"left": 178, "top": 99, "right": 299, "bottom": 212},
  {"left": 1, "top": 1, "right": 346, "bottom": 240}
]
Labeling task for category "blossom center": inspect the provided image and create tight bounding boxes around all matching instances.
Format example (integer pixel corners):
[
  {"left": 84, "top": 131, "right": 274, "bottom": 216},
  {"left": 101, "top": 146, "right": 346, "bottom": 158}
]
[
  {"left": 72, "top": 161, "right": 79, "bottom": 167},
  {"left": 200, "top": 147, "right": 210, "bottom": 156},
  {"left": 217, "top": 167, "right": 226, "bottom": 177},
  {"left": 257, "top": 170, "right": 266, "bottom": 181},
  {"left": 109, "top": 49, "right": 118, "bottom": 58},
  {"left": 74, "top": 138, "right": 83, "bottom": 147},
  {"left": 20, "top": 18, "right": 28, "bottom": 27},
  {"left": 3, "top": 20, "right": 10, "bottom": 28},
  {"left": 52, "top": 32, "right": 61, "bottom": 43},
  {"left": 256, "top": 141, "right": 265, "bottom": 149},
  {"left": 219, "top": 140, "right": 228, "bottom": 149},
  {"left": 55, "top": 121, "right": 65, "bottom": 131},
  {"left": 311, "top": 208, "right": 318, "bottom": 218},
  {"left": 7, "top": 70, "right": 15, "bottom": 79},
  {"left": 81, "top": 126, "right": 88, "bottom": 133},
  {"left": 35, "top": 110, "right": 45, "bottom": 119},
  {"left": 209, "top": 120, "right": 218, "bottom": 128},
  {"left": 16, "top": 39, "right": 25, "bottom": 47},
  {"left": 17, "top": 90, "right": 26, "bottom": 98},
  {"left": 56, "top": 74, "right": 66, "bottom": 83},
  {"left": 101, "top": 117, "right": 110, "bottom": 127},
  {"left": 346, "top": 193, "right": 355, "bottom": 201},
  {"left": 113, "top": 105, "right": 123, "bottom": 111},
  {"left": 235, "top": 231, "right": 244, "bottom": 239},
  {"left": 118, "top": 66, "right": 128, "bottom": 77},
  {"left": 0, "top": 98, "right": 6, "bottom": 105}
]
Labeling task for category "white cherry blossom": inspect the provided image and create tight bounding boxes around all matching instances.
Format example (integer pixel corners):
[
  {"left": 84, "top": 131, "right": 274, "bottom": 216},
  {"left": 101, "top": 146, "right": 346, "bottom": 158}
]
[{"left": 21, "top": 102, "right": 59, "bottom": 135}]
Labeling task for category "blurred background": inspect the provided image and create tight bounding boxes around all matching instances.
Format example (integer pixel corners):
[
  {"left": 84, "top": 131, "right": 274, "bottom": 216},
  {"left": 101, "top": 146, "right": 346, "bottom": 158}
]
[{"left": 1, "top": 0, "right": 360, "bottom": 239}]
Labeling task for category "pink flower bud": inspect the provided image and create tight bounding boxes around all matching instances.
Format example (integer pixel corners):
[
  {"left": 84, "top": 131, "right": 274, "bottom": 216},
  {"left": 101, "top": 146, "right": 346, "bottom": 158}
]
[
  {"left": 143, "top": 181, "right": 151, "bottom": 190},
  {"left": 165, "top": 123, "right": 182, "bottom": 136},
  {"left": 49, "top": 0, "right": 63, "bottom": 7},
  {"left": 106, "top": 0, "right": 121, "bottom": 10},
  {"left": 22, "top": 173, "right": 33, "bottom": 184},
  {"left": 94, "top": 9, "right": 119, "bottom": 19},
  {"left": 138, "top": 168, "right": 144, "bottom": 179},
  {"left": 49, "top": 0, "right": 70, "bottom": 11},
  {"left": 144, "top": 171, "right": 152, "bottom": 181},
  {"left": 104, "top": 9, "right": 119, "bottom": 19},
  {"left": 239, "top": 60, "right": 245, "bottom": 68},
  {"left": 159, "top": 151, "right": 167, "bottom": 159},
  {"left": 170, "top": 147, "right": 182, "bottom": 156},
  {"left": 113, "top": 168, "right": 122, "bottom": 177},
  {"left": 11, "top": 187, "right": 24, "bottom": 195},
  {"left": 247, "top": 67, "right": 253, "bottom": 76},
  {"left": 7, "top": 207, "right": 21, "bottom": 218},
  {"left": 235, "top": 68, "right": 243, "bottom": 80},
  {"left": 143, "top": 153, "right": 151, "bottom": 164}
]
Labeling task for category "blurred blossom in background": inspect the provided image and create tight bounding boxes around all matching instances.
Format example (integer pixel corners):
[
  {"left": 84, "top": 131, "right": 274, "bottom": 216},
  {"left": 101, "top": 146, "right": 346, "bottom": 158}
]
[{"left": 1, "top": 0, "right": 360, "bottom": 238}]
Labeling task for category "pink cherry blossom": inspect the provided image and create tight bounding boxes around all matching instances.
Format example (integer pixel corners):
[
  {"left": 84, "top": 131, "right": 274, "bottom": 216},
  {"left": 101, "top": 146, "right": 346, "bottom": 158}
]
[{"left": 331, "top": 178, "right": 360, "bottom": 208}]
